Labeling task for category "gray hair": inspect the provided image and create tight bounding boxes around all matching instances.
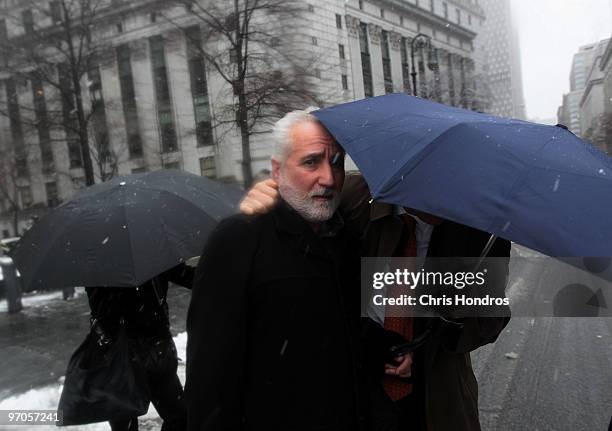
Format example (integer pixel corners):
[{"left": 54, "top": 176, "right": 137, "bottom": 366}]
[{"left": 271, "top": 107, "right": 320, "bottom": 162}]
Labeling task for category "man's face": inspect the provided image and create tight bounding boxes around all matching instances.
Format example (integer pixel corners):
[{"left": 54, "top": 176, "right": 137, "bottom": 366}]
[{"left": 272, "top": 121, "right": 345, "bottom": 222}]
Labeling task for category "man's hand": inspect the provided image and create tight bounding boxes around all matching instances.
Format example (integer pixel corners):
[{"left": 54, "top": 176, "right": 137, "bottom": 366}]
[
  {"left": 239, "top": 179, "right": 279, "bottom": 215},
  {"left": 384, "top": 352, "right": 413, "bottom": 378}
]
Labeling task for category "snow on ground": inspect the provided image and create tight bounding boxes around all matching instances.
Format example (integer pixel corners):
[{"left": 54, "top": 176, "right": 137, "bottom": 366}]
[
  {"left": 0, "top": 332, "right": 188, "bottom": 430},
  {"left": 0, "top": 287, "right": 86, "bottom": 313}
]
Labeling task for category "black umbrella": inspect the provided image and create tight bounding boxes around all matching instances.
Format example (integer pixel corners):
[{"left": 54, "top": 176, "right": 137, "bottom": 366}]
[{"left": 13, "top": 170, "right": 242, "bottom": 291}]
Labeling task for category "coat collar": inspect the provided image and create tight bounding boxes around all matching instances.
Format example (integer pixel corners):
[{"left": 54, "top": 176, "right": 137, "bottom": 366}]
[{"left": 272, "top": 199, "right": 346, "bottom": 260}]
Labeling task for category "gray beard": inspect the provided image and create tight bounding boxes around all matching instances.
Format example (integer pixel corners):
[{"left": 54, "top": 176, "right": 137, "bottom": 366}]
[{"left": 278, "top": 172, "right": 340, "bottom": 222}]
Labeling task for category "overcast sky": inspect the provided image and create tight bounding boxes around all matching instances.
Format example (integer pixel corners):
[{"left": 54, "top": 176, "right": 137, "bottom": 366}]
[{"left": 512, "top": 0, "right": 612, "bottom": 121}]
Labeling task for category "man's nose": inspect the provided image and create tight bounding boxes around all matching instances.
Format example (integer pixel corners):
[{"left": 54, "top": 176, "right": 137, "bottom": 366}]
[{"left": 318, "top": 161, "right": 335, "bottom": 187}]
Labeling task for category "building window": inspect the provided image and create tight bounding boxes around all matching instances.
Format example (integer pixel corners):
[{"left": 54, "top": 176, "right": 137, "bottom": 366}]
[
  {"left": 381, "top": 30, "right": 393, "bottom": 94},
  {"left": 315, "top": 68, "right": 321, "bottom": 79},
  {"left": 57, "top": 64, "right": 83, "bottom": 168},
  {"left": 380, "top": 8, "right": 384, "bottom": 19},
  {"left": 150, "top": 12, "right": 157, "bottom": 23},
  {"left": 45, "top": 181, "right": 59, "bottom": 207},
  {"left": 116, "top": 22, "right": 123, "bottom": 33},
  {"left": 359, "top": 0, "right": 363, "bottom": 10},
  {"left": 430, "top": 0, "right": 435, "bottom": 12},
  {"left": 0, "top": 19, "right": 7, "bottom": 42},
  {"left": 311, "top": 36, "right": 317, "bottom": 46},
  {"left": 185, "top": 26, "right": 213, "bottom": 147},
  {"left": 308, "top": 4, "right": 314, "bottom": 12},
  {"left": 443, "top": 2, "right": 448, "bottom": 19},
  {"left": 117, "top": 44, "right": 143, "bottom": 157},
  {"left": 456, "top": 8, "right": 461, "bottom": 25},
  {"left": 359, "top": 22, "right": 373, "bottom": 98},
  {"left": 432, "top": 29, "right": 437, "bottom": 39},
  {"left": 338, "top": 43, "right": 345, "bottom": 59},
  {"left": 229, "top": 48, "right": 237, "bottom": 63},
  {"left": 19, "top": 186, "right": 32, "bottom": 208},
  {"left": 335, "top": 13, "right": 342, "bottom": 29},
  {"left": 400, "top": 16, "right": 404, "bottom": 27},
  {"left": 199, "top": 156, "right": 216, "bottom": 178},
  {"left": 150, "top": 35, "right": 178, "bottom": 153},
  {"left": 5, "top": 78, "right": 29, "bottom": 177},
  {"left": 468, "top": 14, "right": 472, "bottom": 26},
  {"left": 164, "top": 161, "right": 180, "bottom": 170},
  {"left": 31, "top": 75, "right": 54, "bottom": 173},
  {"left": 341, "top": 74, "right": 348, "bottom": 90},
  {"left": 3, "top": 230, "right": 10, "bottom": 239},
  {"left": 22, "top": 9, "right": 34, "bottom": 34},
  {"left": 49, "top": 1, "right": 62, "bottom": 23},
  {"left": 400, "top": 37, "right": 411, "bottom": 94},
  {"left": 88, "top": 63, "right": 111, "bottom": 162},
  {"left": 447, "top": 53, "right": 455, "bottom": 105},
  {"left": 71, "top": 177, "right": 85, "bottom": 189},
  {"left": 15, "top": 155, "right": 28, "bottom": 178}
]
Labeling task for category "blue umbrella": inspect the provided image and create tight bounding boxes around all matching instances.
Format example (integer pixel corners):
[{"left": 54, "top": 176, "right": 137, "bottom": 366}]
[{"left": 313, "top": 93, "right": 612, "bottom": 257}]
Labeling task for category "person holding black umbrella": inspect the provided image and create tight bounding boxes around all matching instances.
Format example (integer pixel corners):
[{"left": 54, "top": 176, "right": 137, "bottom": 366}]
[{"left": 85, "top": 263, "right": 194, "bottom": 431}]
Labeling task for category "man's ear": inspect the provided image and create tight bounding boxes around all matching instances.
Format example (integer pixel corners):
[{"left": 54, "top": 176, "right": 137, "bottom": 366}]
[{"left": 271, "top": 158, "right": 281, "bottom": 182}]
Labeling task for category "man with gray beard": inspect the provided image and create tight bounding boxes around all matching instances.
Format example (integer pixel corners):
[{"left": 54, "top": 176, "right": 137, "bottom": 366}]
[{"left": 185, "top": 108, "right": 365, "bottom": 431}]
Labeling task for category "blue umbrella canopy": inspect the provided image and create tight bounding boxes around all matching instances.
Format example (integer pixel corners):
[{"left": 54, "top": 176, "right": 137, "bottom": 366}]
[{"left": 314, "top": 93, "right": 612, "bottom": 257}]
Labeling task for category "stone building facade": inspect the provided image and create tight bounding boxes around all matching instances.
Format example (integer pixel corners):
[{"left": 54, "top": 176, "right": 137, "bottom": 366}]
[{"left": 0, "top": 0, "right": 485, "bottom": 237}]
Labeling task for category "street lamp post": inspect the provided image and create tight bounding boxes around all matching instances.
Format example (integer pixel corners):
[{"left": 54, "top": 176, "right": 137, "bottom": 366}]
[{"left": 410, "top": 33, "right": 439, "bottom": 98}]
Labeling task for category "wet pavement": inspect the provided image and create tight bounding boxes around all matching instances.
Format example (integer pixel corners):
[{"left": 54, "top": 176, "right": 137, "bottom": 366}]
[{"left": 1, "top": 259, "right": 611, "bottom": 431}]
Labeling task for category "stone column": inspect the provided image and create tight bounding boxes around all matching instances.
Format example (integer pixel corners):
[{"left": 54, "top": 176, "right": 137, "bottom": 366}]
[
  {"left": 389, "top": 31, "right": 404, "bottom": 93},
  {"left": 437, "top": 48, "right": 450, "bottom": 104},
  {"left": 97, "top": 48, "right": 129, "bottom": 174},
  {"left": 129, "top": 38, "right": 161, "bottom": 170},
  {"left": 163, "top": 28, "right": 201, "bottom": 175},
  {"left": 367, "top": 23, "right": 385, "bottom": 96},
  {"left": 345, "top": 14, "right": 364, "bottom": 99}
]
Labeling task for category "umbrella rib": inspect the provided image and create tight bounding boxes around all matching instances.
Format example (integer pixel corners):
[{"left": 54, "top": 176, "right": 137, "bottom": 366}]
[{"left": 122, "top": 202, "right": 138, "bottom": 287}]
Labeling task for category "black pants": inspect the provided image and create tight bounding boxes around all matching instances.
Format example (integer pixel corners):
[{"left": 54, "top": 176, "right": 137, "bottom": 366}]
[{"left": 110, "top": 335, "right": 187, "bottom": 431}]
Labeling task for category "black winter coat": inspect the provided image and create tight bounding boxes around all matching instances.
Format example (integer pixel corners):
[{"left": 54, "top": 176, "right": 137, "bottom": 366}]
[{"left": 185, "top": 200, "right": 364, "bottom": 431}]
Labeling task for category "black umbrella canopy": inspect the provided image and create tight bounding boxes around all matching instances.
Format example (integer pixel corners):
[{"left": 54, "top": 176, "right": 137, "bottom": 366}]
[{"left": 13, "top": 170, "right": 243, "bottom": 291}]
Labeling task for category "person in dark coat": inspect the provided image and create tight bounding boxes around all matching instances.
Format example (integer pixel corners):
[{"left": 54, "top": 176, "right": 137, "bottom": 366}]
[
  {"left": 240, "top": 172, "right": 511, "bottom": 431},
  {"left": 341, "top": 173, "right": 510, "bottom": 431},
  {"left": 185, "top": 109, "right": 364, "bottom": 431},
  {"left": 86, "top": 263, "right": 194, "bottom": 431}
]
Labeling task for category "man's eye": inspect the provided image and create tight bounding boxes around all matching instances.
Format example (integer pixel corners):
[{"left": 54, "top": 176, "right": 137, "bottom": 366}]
[{"left": 303, "top": 159, "right": 316, "bottom": 166}]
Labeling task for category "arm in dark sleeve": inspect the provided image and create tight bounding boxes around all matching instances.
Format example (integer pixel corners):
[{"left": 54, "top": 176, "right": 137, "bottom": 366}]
[
  {"left": 185, "top": 215, "right": 259, "bottom": 431},
  {"left": 85, "top": 286, "right": 124, "bottom": 336},
  {"left": 165, "top": 263, "right": 196, "bottom": 289},
  {"left": 442, "top": 238, "right": 512, "bottom": 353}
]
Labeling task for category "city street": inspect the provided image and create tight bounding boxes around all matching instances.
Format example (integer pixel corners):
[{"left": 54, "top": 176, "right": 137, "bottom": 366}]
[{"left": 0, "top": 246, "right": 611, "bottom": 430}]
